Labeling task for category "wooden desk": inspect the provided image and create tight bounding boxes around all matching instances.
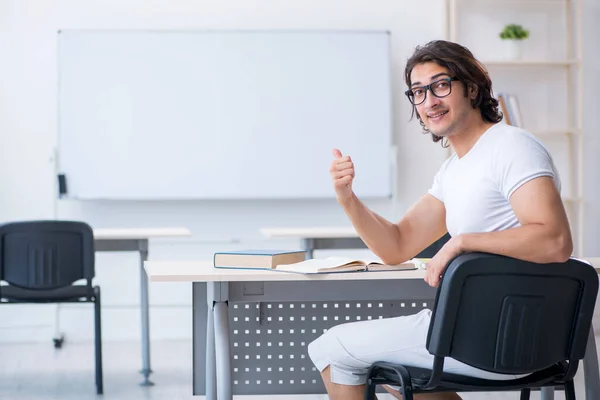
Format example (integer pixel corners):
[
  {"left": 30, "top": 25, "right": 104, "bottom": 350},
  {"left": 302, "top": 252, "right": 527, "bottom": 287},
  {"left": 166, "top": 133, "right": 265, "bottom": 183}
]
[
  {"left": 145, "top": 258, "right": 600, "bottom": 400},
  {"left": 92, "top": 227, "right": 191, "bottom": 386}
]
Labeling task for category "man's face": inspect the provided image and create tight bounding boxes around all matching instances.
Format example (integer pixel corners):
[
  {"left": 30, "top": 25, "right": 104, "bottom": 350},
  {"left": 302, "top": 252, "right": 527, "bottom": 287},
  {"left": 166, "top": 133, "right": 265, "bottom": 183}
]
[{"left": 409, "top": 62, "right": 470, "bottom": 137}]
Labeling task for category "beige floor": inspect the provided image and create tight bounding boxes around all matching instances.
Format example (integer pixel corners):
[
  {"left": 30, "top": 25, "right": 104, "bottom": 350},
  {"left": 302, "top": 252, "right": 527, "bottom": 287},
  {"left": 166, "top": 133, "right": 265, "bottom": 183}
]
[{"left": 0, "top": 338, "right": 594, "bottom": 400}]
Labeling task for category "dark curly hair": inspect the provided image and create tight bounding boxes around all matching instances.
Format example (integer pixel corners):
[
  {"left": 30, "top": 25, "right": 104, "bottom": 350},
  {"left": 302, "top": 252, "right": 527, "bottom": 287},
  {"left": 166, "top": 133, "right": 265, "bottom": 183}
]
[{"left": 404, "top": 40, "right": 503, "bottom": 147}]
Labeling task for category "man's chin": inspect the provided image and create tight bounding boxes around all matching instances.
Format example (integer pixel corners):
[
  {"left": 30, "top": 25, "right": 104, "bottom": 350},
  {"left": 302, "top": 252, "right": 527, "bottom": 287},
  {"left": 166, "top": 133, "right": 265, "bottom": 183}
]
[
  {"left": 429, "top": 129, "right": 449, "bottom": 138},
  {"left": 428, "top": 122, "right": 455, "bottom": 138}
]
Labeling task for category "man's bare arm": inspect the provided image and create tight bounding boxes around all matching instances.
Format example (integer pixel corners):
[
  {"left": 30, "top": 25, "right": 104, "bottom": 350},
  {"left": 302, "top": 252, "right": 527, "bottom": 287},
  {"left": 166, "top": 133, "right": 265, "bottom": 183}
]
[
  {"left": 339, "top": 193, "right": 447, "bottom": 265},
  {"left": 424, "top": 176, "right": 573, "bottom": 287},
  {"left": 457, "top": 176, "right": 573, "bottom": 263}
]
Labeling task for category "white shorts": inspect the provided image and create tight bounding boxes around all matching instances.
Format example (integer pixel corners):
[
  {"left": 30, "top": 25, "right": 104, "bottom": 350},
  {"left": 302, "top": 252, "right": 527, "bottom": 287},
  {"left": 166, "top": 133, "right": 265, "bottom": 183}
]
[{"left": 307, "top": 308, "right": 526, "bottom": 386}]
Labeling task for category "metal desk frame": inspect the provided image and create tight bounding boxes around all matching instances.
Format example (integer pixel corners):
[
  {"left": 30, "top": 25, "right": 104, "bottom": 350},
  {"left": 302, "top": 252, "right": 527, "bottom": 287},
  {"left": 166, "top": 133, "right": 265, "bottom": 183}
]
[{"left": 94, "top": 238, "right": 154, "bottom": 386}]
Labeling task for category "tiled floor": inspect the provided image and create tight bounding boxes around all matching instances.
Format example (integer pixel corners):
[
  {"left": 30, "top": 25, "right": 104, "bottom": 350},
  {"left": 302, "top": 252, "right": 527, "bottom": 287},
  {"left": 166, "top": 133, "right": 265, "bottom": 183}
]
[{"left": 0, "top": 339, "right": 594, "bottom": 399}]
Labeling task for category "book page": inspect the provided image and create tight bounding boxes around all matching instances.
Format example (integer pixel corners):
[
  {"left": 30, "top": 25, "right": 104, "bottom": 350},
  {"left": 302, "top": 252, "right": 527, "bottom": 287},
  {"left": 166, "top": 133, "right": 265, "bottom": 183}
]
[
  {"left": 366, "top": 258, "right": 430, "bottom": 271},
  {"left": 275, "top": 257, "right": 367, "bottom": 273}
]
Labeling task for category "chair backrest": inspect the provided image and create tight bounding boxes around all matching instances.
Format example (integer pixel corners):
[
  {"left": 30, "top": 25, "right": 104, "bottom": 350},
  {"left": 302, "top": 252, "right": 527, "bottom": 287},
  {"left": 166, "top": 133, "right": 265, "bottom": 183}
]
[
  {"left": 426, "top": 252, "right": 599, "bottom": 375},
  {"left": 0, "top": 220, "right": 95, "bottom": 290}
]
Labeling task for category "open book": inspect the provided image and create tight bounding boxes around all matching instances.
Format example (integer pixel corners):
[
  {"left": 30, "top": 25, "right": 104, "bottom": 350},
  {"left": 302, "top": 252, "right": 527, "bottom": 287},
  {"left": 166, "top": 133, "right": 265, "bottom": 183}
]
[{"left": 274, "top": 257, "right": 430, "bottom": 274}]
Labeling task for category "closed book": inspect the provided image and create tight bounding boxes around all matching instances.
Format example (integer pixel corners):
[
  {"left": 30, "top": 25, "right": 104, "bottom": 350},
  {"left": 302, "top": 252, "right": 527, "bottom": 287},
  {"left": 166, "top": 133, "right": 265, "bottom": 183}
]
[{"left": 213, "top": 249, "right": 307, "bottom": 270}]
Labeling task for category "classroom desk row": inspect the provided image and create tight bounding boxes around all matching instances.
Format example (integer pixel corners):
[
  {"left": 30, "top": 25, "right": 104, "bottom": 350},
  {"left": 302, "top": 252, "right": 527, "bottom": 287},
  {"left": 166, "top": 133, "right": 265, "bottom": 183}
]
[{"left": 145, "top": 257, "right": 600, "bottom": 400}]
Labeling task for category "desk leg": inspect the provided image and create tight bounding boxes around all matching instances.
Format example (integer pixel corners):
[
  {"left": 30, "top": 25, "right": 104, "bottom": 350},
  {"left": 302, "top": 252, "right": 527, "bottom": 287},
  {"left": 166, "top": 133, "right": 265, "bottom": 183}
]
[
  {"left": 206, "top": 296, "right": 216, "bottom": 400},
  {"left": 52, "top": 304, "right": 65, "bottom": 348},
  {"left": 139, "top": 242, "right": 154, "bottom": 386},
  {"left": 540, "top": 387, "right": 554, "bottom": 400},
  {"left": 584, "top": 324, "right": 600, "bottom": 400},
  {"left": 214, "top": 301, "right": 232, "bottom": 400},
  {"left": 302, "top": 238, "right": 314, "bottom": 259}
]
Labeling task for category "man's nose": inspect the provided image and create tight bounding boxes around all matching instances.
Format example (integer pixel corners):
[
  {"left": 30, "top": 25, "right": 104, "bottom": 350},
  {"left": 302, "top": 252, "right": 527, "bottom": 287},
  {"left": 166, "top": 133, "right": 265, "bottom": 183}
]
[{"left": 422, "top": 89, "right": 441, "bottom": 109}]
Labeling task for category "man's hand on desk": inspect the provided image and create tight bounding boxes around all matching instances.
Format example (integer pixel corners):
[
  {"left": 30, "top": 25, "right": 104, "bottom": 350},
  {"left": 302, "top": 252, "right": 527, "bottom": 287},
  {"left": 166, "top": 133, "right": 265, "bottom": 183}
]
[{"left": 424, "top": 236, "right": 463, "bottom": 288}]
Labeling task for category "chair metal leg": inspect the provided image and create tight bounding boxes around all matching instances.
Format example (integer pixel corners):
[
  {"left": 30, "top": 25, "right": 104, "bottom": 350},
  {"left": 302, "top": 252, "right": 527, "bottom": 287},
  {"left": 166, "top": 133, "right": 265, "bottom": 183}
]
[
  {"left": 364, "top": 378, "right": 377, "bottom": 400},
  {"left": 391, "top": 365, "right": 414, "bottom": 400},
  {"left": 564, "top": 380, "right": 576, "bottom": 400},
  {"left": 520, "top": 388, "right": 531, "bottom": 400},
  {"left": 94, "top": 287, "right": 104, "bottom": 395},
  {"left": 541, "top": 386, "right": 555, "bottom": 400}
]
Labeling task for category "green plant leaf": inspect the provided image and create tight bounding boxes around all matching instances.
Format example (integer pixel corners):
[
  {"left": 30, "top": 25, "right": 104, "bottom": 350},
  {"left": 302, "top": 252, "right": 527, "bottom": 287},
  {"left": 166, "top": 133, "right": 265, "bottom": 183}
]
[{"left": 499, "top": 23, "right": 529, "bottom": 40}]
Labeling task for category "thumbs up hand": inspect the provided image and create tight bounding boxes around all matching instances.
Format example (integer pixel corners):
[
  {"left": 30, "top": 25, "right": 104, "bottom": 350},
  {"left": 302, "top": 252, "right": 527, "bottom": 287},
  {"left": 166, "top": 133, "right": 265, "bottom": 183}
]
[{"left": 329, "top": 148, "right": 355, "bottom": 204}]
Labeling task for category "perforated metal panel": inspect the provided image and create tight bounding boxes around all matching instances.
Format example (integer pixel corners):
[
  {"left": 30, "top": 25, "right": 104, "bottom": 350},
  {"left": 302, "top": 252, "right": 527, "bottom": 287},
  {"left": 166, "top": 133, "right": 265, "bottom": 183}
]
[{"left": 229, "top": 299, "right": 433, "bottom": 395}]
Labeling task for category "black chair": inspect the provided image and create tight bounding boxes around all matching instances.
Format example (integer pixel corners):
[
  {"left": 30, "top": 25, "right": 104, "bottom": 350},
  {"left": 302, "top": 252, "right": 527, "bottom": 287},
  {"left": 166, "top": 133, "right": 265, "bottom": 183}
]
[
  {"left": 0, "top": 220, "right": 103, "bottom": 395},
  {"left": 365, "top": 252, "right": 599, "bottom": 400}
]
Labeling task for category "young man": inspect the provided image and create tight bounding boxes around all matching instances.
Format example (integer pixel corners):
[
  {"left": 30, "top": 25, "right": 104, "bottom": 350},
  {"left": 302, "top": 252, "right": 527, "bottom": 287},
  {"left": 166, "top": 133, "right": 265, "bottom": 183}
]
[{"left": 307, "top": 40, "right": 573, "bottom": 400}]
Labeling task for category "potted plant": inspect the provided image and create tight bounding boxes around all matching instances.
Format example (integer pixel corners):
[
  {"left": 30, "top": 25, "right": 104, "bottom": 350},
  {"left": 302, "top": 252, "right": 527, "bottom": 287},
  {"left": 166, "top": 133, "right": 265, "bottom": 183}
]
[{"left": 499, "top": 24, "right": 529, "bottom": 60}]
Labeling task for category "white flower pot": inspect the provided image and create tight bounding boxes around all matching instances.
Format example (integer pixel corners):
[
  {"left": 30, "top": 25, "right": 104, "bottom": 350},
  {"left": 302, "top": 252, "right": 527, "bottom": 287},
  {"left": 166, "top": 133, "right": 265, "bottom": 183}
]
[{"left": 503, "top": 40, "right": 523, "bottom": 60}]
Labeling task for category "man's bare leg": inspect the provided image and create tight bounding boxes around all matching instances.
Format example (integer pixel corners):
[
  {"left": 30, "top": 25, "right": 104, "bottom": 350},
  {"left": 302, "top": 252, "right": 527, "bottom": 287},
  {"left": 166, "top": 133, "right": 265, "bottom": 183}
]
[
  {"left": 318, "top": 366, "right": 462, "bottom": 400},
  {"left": 320, "top": 365, "right": 367, "bottom": 400}
]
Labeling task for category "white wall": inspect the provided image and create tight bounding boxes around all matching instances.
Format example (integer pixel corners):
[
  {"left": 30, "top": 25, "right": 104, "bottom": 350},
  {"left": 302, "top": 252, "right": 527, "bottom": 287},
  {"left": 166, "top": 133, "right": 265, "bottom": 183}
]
[
  {"left": 0, "top": 0, "right": 598, "bottom": 343},
  {"left": 582, "top": 0, "right": 600, "bottom": 256}
]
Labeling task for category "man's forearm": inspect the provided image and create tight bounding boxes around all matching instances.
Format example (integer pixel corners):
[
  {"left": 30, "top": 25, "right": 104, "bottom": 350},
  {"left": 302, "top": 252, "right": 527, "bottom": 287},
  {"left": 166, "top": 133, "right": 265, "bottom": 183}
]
[
  {"left": 458, "top": 223, "right": 573, "bottom": 264},
  {"left": 339, "top": 193, "right": 402, "bottom": 261}
]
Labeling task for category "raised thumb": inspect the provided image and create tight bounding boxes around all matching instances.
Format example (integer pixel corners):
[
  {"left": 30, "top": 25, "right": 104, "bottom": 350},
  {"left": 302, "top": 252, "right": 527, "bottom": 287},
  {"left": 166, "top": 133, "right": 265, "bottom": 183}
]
[{"left": 332, "top": 148, "right": 342, "bottom": 158}]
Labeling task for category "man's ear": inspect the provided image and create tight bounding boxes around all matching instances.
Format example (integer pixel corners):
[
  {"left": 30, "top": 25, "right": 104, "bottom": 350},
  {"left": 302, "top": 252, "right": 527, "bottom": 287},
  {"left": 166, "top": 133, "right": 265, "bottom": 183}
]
[{"left": 468, "top": 83, "right": 478, "bottom": 99}]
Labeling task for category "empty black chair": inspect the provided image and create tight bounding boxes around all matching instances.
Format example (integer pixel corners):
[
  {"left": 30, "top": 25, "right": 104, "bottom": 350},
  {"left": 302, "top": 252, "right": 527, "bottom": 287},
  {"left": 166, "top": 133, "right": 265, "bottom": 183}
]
[
  {"left": 0, "top": 220, "right": 103, "bottom": 395},
  {"left": 365, "top": 252, "right": 599, "bottom": 400}
]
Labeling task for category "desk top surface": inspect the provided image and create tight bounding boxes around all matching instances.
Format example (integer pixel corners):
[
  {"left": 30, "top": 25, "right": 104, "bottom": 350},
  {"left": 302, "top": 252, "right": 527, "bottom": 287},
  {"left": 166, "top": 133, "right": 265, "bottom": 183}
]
[
  {"left": 144, "top": 261, "right": 427, "bottom": 283},
  {"left": 145, "top": 258, "right": 600, "bottom": 283},
  {"left": 94, "top": 227, "right": 192, "bottom": 240},
  {"left": 260, "top": 226, "right": 358, "bottom": 239}
]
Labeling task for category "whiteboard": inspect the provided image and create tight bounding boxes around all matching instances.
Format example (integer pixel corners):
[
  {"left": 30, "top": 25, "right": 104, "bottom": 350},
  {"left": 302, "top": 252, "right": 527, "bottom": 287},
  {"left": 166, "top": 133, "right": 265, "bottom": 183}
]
[{"left": 57, "top": 30, "right": 393, "bottom": 200}]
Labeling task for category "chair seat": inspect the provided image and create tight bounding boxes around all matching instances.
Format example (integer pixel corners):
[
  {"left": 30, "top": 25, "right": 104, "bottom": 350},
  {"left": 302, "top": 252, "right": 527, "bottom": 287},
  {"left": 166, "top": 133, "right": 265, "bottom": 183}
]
[
  {"left": 0, "top": 284, "right": 95, "bottom": 303},
  {"left": 372, "top": 361, "right": 567, "bottom": 393}
]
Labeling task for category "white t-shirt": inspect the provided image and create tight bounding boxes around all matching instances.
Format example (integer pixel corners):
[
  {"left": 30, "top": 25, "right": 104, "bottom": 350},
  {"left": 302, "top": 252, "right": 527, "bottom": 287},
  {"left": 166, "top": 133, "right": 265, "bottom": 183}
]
[{"left": 428, "top": 123, "right": 560, "bottom": 237}]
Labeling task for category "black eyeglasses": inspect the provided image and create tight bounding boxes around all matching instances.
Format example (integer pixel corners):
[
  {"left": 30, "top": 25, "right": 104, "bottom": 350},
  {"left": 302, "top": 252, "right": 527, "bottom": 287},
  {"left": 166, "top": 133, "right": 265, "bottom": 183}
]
[{"left": 405, "top": 77, "right": 459, "bottom": 105}]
